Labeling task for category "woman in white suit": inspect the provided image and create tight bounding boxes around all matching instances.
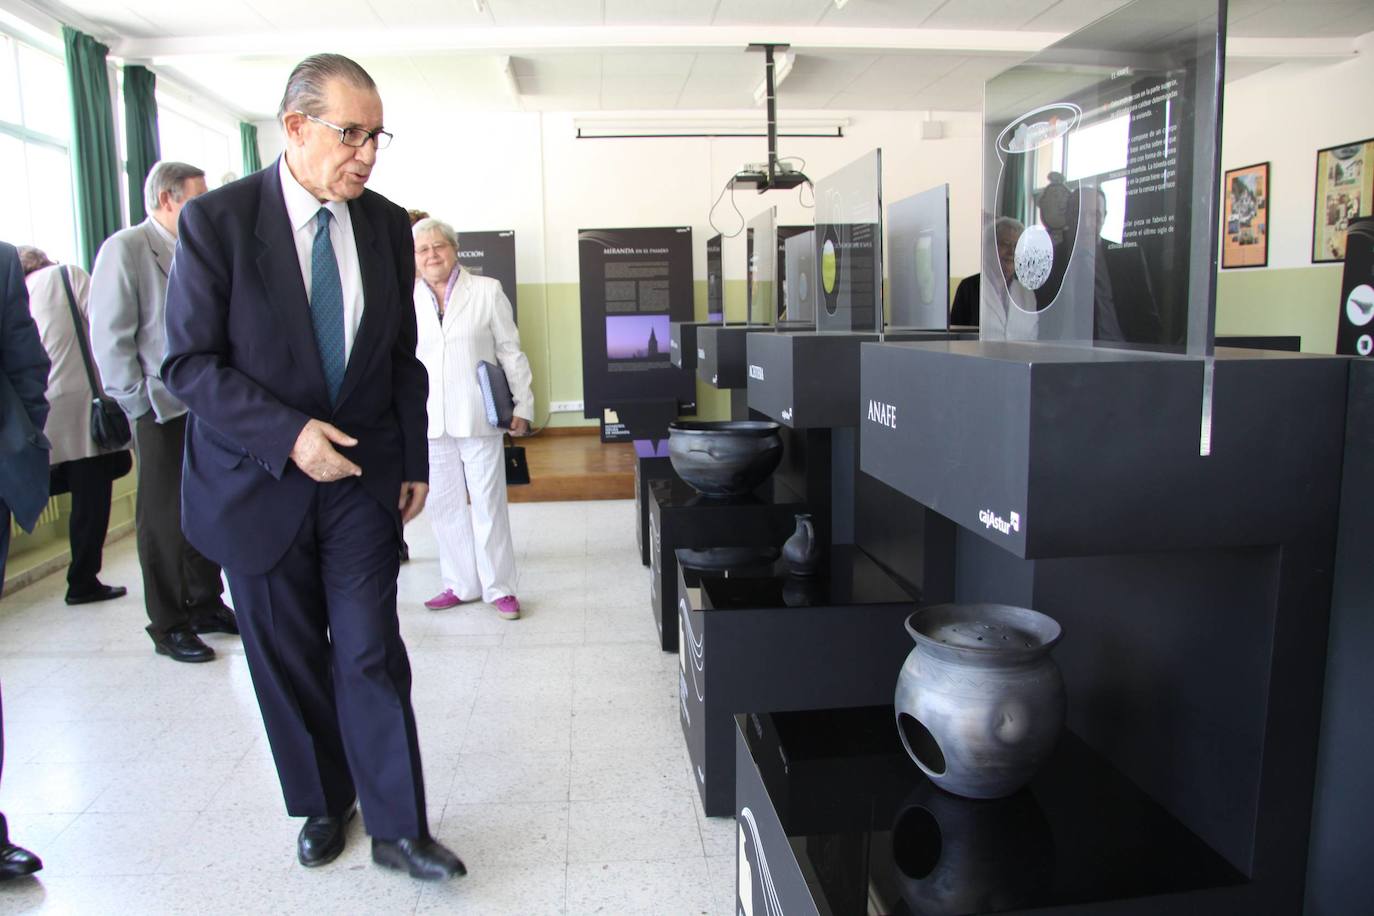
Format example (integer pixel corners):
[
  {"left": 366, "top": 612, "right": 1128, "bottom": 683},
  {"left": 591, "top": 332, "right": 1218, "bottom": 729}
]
[{"left": 412, "top": 218, "right": 533, "bottom": 619}]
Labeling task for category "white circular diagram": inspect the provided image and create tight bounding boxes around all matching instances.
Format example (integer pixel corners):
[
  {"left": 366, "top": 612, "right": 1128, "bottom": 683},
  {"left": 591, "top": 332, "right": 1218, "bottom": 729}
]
[
  {"left": 1346, "top": 284, "right": 1374, "bottom": 327},
  {"left": 1358, "top": 334, "right": 1373, "bottom": 356},
  {"left": 1014, "top": 225, "right": 1054, "bottom": 291}
]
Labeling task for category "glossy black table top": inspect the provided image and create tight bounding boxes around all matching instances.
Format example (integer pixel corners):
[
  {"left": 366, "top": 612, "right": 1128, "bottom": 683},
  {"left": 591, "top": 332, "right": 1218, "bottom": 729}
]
[
  {"left": 681, "top": 545, "right": 914, "bottom": 610},
  {"left": 649, "top": 475, "right": 795, "bottom": 509},
  {"left": 739, "top": 705, "right": 1247, "bottom": 916}
]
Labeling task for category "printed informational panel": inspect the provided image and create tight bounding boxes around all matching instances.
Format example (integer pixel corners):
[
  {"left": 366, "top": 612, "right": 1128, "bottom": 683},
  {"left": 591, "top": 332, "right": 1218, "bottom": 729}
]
[
  {"left": 888, "top": 184, "right": 950, "bottom": 329},
  {"left": 707, "top": 234, "right": 724, "bottom": 323},
  {"left": 980, "top": 0, "right": 1225, "bottom": 355},
  {"left": 784, "top": 230, "right": 817, "bottom": 328},
  {"left": 746, "top": 207, "right": 777, "bottom": 327},
  {"left": 777, "top": 225, "right": 810, "bottom": 325},
  {"left": 1336, "top": 218, "right": 1374, "bottom": 357},
  {"left": 815, "top": 149, "right": 883, "bottom": 334},
  {"left": 579, "top": 227, "right": 695, "bottom": 418},
  {"left": 1313, "top": 139, "right": 1374, "bottom": 264},
  {"left": 456, "top": 230, "right": 518, "bottom": 322}
]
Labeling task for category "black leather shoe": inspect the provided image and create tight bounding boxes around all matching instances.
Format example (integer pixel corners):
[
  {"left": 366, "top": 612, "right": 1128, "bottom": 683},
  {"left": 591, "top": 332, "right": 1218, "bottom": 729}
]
[
  {"left": 298, "top": 802, "right": 357, "bottom": 868},
  {"left": 190, "top": 604, "right": 239, "bottom": 635},
  {"left": 371, "top": 836, "right": 466, "bottom": 881},
  {"left": 151, "top": 629, "right": 216, "bottom": 663},
  {"left": 399, "top": 540, "right": 410, "bottom": 563},
  {"left": 0, "top": 815, "right": 43, "bottom": 882},
  {"left": 65, "top": 583, "right": 127, "bottom": 605}
]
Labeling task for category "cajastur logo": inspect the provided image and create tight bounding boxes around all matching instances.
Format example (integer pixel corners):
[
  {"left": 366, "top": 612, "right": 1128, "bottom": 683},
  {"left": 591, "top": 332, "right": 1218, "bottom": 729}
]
[
  {"left": 978, "top": 509, "right": 1021, "bottom": 536},
  {"left": 866, "top": 399, "right": 896, "bottom": 429},
  {"left": 748, "top": 364, "right": 765, "bottom": 381}
]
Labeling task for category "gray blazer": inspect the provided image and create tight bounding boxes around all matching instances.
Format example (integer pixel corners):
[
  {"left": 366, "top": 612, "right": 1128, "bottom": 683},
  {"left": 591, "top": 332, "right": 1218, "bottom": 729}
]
[{"left": 89, "top": 218, "right": 186, "bottom": 422}]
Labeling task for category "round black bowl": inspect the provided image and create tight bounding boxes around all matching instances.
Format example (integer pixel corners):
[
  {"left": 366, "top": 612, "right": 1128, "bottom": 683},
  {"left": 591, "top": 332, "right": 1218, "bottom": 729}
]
[{"left": 667, "top": 420, "right": 784, "bottom": 498}]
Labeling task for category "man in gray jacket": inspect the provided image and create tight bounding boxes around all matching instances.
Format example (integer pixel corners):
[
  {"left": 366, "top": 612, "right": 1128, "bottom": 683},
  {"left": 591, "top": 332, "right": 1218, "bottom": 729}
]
[{"left": 89, "top": 161, "right": 237, "bottom": 662}]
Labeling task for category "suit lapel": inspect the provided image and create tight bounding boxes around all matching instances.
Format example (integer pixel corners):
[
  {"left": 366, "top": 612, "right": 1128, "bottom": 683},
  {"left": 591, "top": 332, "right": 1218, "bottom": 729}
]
[
  {"left": 443, "top": 269, "right": 470, "bottom": 338},
  {"left": 254, "top": 164, "right": 331, "bottom": 412},
  {"left": 142, "top": 220, "right": 173, "bottom": 277},
  {"left": 335, "top": 195, "right": 386, "bottom": 409}
]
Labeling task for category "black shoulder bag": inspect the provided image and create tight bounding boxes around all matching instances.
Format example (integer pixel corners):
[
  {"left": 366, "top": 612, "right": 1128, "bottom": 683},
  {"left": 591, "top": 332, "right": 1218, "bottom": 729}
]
[{"left": 58, "top": 266, "right": 133, "bottom": 452}]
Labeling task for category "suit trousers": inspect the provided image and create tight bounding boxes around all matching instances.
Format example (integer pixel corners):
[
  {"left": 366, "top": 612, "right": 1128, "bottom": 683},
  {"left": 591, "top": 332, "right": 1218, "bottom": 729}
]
[
  {"left": 131, "top": 413, "right": 224, "bottom": 635},
  {"left": 227, "top": 477, "right": 427, "bottom": 841},
  {"left": 428, "top": 434, "right": 517, "bottom": 603},
  {"left": 54, "top": 456, "right": 115, "bottom": 595}
]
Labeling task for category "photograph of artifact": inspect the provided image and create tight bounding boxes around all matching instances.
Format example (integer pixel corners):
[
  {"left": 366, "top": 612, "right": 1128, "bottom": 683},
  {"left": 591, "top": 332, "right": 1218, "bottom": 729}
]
[{"left": 1223, "top": 162, "right": 1269, "bottom": 268}]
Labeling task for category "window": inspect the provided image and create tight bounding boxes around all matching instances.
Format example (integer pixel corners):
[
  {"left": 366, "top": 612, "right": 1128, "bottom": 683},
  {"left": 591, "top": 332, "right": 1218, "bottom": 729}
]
[
  {"left": 0, "top": 28, "right": 78, "bottom": 265},
  {"left": 157, "top": 91, "right": 237, "bottom": 189}
]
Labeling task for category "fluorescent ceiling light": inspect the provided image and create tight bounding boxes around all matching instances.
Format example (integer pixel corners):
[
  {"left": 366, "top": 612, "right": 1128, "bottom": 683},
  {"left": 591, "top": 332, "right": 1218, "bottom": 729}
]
[{"left": 752, "top": 51, "right": 793, "bottom": 106}]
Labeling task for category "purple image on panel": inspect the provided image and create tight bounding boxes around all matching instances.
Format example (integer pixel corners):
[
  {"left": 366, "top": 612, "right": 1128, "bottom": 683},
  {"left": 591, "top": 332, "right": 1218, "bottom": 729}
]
[
  {"left": 633, "top": 438, "right": 670, "bottom": 458},
  {"left": 606, "top": 314, "right": 671, "bottom": 361}
]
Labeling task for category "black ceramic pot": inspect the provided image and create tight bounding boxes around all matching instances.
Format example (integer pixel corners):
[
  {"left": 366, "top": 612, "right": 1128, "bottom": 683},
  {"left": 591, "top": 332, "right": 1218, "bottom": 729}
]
[{"left": 667, "top": 420, "right": 784, "bottom": 498}]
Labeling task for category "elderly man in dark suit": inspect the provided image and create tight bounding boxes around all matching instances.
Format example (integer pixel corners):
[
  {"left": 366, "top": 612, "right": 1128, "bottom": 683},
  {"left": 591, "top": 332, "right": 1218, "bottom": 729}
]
[
  {"left": 0, "top": 240, "right": 48, "bottom": 881},
  {"left": 162, "top": 54, "right": 461, "bottom": 881}
]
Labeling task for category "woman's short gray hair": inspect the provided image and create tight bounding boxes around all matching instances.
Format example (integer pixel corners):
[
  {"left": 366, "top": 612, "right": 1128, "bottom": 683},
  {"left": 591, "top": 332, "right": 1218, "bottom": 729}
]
[
  {"left": 278, "top": 53, "right": 377, "bottom": 122},
  {"left": 412, "top": 218, "right": 458, "bottom": 250},
  {"left": 144, "top": 161, "right": 205, "bottom": 214}
]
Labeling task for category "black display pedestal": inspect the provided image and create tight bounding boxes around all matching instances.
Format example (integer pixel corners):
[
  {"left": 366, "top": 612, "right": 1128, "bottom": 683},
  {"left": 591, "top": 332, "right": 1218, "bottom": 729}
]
[
  {"left": 670, "top": 320, "right": 709, "bottom": 371},
  {"left": 858, "top": 339, "right": 1349, "bottom": 911},
  {"left": 734, "top": 705, "right": 1252, "bottom": 916},
  {"left": 646, "top": 478, "right": 802, "bottom": 653},
  {"left": 675, "top": 547, "right": 914, "bottom": 817},
  {"left": 696, "top": 325, "right": 750, "bottom": 390},
  {"left": 634, "top": 454, "right": 674, "bottom": 566}
]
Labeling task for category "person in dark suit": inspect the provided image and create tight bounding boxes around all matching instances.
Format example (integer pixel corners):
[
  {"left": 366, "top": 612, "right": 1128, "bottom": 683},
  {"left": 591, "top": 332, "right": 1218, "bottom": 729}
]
[
  {"left": 161, "top": 54, "right": 462, "bottom": 881},
  {"left": 0, "top": 240, "right": 48, "bottom": 881}
]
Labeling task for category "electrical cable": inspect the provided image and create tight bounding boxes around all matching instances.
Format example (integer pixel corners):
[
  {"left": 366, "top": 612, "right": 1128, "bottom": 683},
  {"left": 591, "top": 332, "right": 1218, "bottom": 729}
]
[{"left": 708, "top": 176, "right": 746, "bottom": 238}]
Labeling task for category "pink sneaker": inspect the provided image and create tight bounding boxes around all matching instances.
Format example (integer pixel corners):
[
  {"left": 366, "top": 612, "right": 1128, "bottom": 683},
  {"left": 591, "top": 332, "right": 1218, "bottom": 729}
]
[
  {"left": 424, "top": 589, "right": 463, "bottom": 610},
  {"left": 493, "top": 596, "right": 521, "bottom": 620}
]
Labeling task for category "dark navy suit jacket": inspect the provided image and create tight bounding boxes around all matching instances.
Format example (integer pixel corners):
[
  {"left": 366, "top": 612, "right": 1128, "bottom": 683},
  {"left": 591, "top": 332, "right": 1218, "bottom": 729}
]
[
  {"left": 0, "top": 240, "right": 52, "bottom": 532},
  {"left": 162, "top": 163, "right": 428, "bottom": 575}
]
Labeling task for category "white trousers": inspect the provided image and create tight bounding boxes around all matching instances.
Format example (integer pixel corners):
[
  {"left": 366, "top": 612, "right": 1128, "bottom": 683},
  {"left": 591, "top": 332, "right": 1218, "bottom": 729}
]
[{"left": 427, "top": 434, "right": 517, "bottom": 603}]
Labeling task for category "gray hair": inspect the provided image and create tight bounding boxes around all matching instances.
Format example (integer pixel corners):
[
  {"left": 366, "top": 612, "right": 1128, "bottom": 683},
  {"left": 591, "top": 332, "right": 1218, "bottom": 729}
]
[
  {"left": 993, "top": 216, "right": 1025, "bottom": 244},
  {"left": 412, "top": 218, "right": 458, "bottom": 250},
  {"left": 278, "top": 53, "right": 377, "bottom": 122},
  {"left": 144, "top": 161, "right": 205, "bottom": 214}
]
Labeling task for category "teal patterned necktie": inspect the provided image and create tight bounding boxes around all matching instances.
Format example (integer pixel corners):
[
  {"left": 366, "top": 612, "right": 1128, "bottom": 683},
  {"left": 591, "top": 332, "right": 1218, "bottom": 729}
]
[{"left": 310, "top": 207, "right": 346, "bottom": 403}]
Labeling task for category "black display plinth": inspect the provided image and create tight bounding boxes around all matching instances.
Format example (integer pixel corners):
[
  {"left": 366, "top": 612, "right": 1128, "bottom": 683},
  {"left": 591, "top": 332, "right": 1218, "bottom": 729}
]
[
  {"left": 670, "top": 320, "right": 709, "bottom": 370},
  {"left": 647, "top": 478, "right": 802, "bottom": 653},
  {"left": 747, "top": 330, "right": 972, "bottom": 428},
  {"left": 856, "top": 338, "right": 1349, "bottom": 910},
  {"left": 734, "top": 705, "right": 1254, "bottom": 916},
  {"left": 634, "top": 454, "right": 675, "bottom": 566},
  {"left": 676, "top": 547, "right": 914, "bottom": 817},
  {"left": 696, "top": 325, "right": 750, "bottom": 389}
]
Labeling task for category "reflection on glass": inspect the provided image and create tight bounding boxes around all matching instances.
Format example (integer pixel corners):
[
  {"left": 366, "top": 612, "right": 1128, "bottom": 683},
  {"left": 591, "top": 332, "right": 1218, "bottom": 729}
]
[
  {"left": 889, "top": 184, "right": 951, "bottom": 329},
  {"left": 746, "top": 206, "right": 777, "bottom": 327},
  {"left": 815, "top": 149, "right": 884, "bottom": 334},
  {"left": 980, "top": 0, "right": 1225, "bottom": 355},
  {"left": 784, "top": 230, "right": 817, "bottom": 329},
  {"left": 776, "top": 225, "right": 810, "bottom": 327},
  {"left": 706, "top": 233, "right": 723, "bottom": 323}
]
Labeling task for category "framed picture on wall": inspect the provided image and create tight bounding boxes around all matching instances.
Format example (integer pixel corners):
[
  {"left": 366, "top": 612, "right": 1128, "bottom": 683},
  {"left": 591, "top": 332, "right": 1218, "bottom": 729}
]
[
  {"left": 1313, "top": 138, "right": 1374, "bottom": 263},
  {"left": 1222, "top": 162, "right": 1269, "bottom": 269}
]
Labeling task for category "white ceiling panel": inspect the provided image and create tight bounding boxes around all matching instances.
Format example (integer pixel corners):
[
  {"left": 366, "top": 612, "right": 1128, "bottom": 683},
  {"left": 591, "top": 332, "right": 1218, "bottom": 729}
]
[
  {"left": 487, "top": 0, "right": 602, "bottom": 27},
  {"left": 779, "top": 52, "right": 881, "bottom": 102},
  {"left": 710, "top": 0, "right": 833, "bottom": 27},
  {"left": 814, "top": 0, "right": 945, "bottom": 28},
  {"left": 920, "top": 0, "right": 1061, "bottom": 31},
  {"left": 365, "top": 0, "right": 494, "bottom": 29},
  {"left": 839, "top": 53, "right": 975, "bottom": 98},
  {"left": 1230, "top": 2, "right": 1374, "bottom": 37},
  {"left": 598, "top": 91, "right": 684, "bottom": 108},
  {"left": 57, "top": 0, "right": 271, "bottom": 37},
  {"left": 600, "top": 52, "right": 697, "bottom": 77},
  {"left": 240, "top": 0, "right": 382, "bottom": 30},
  {"left": 603, "top": 0, "right": 716, "bottom": 27},
  {"left": 1019, "top": 0, "right": 1132, "bottom": 32}
]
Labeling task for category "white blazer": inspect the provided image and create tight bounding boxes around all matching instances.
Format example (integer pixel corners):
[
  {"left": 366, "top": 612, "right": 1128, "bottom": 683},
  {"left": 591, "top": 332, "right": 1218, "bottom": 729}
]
[{"left": 415, "top": 270, "right": 534, "bottom": 439}]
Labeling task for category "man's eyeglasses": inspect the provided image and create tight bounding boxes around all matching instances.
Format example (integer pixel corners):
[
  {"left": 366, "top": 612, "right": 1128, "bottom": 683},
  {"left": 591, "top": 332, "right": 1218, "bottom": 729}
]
[
  {"left": 414, "top": 243, "right": 452, "bottom": 257},
  {"left": 299, "top": 112, "right": 393, "bottom": 149}
]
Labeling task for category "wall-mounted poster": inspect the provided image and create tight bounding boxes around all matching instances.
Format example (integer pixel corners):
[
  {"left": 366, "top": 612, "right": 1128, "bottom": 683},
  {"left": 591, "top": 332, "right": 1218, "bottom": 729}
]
[
  {"left": 456, "top": 230, "right": 518, "bottom": 321},
  {"left": 578, "top": 227, "right": 695, "bottom": 419},
  {"left": 1313, "top": 138, "right": 1374, "bottom": 264},
  {"left": 1222, "top": 164, "right": 1268, "bottom": 269}
]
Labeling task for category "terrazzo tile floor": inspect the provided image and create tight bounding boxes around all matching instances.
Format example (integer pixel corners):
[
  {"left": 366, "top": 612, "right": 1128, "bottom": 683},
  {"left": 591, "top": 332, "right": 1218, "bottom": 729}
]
[{"left": 0, "top": 499, "right": 737, "bottom": 915}]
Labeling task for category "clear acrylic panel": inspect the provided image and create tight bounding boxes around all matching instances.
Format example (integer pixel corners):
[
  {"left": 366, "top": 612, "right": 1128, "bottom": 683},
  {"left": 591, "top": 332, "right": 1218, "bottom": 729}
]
[
  {"left": 721, "top": 227, "right": 746, "bottom": 325},
  {"left": 783, "top": 230, "right": 817, "bottom": 329},
  {"left": 746, "top": 206, "right": 777, "bottom": 327},
  {"left": 888, "top": 184, "right": 950, "bottom": 330},
  {"left": 815, "top": 149, "right": 883, "bottom": 334},
  {"left": 980, "top": 0, "right": 1225, "bottom": 356},
  {"left": 706, "top": 233, "right": 723, "bottom": 323}
]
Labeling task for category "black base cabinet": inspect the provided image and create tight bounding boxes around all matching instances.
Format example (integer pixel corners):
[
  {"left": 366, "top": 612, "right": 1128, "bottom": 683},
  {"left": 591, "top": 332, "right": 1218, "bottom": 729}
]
[
  {"left": 676, "top": 547, "right": 914, "bottom": 817},
  {"left": 734, "top": 706, "right": 1264, "bottom": 916},
  {"left": 646, "top": 478, "right": 801, "bottom": 653},
  {"left": 634, "top": 454, "right": 675, "bottom": 567}
]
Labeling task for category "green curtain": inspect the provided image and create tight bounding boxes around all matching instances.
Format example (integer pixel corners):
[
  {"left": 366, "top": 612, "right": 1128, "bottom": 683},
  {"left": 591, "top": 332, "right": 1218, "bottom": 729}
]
[
  {"left": 240, "top": 122, "right": 262, "bottom": 175},
  {"left": 63, "top": 27, "right": 121, "bottom": 270},
  {"left": 123, "top": 64, "right": 160, "bottom": 225}
]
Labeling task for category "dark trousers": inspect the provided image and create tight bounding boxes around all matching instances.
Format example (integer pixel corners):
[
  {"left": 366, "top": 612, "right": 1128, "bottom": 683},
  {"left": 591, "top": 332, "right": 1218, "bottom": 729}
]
[
  {"left": 0, "top": 503, "right": 10, "bottom": 597},
  {"left": 55, "top": 455, "right": 115, "bottom": 595},
  {"left": 132, "top": 413, "right": 223, "bottom": 635},
  {"left": 228, "top": 477, "right": 427, "bottom": 841}
]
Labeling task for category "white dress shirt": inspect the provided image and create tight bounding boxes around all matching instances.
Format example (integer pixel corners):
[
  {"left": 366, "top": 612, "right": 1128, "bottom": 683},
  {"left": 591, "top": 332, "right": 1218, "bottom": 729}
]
[{"left": 277, "top": 154, "right": 364, "bottom": 361}]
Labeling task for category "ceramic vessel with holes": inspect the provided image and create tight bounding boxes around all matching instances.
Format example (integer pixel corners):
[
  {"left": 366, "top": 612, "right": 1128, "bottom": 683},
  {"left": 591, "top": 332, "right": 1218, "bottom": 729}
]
[{"left": 894, "top": 603, "right": 1064, "bottom": 799}]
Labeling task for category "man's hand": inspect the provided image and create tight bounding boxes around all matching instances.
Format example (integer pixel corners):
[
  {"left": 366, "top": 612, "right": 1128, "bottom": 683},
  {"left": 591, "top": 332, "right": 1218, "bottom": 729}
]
[
  {"left": 509, "top": 417, "right": 531, "bottom": 437},
  {"left": 399, "top": 481, "right": 429, "bottom": 523},
  {"left": 290, "top": 419, "right": 362, "bottom": 482}
]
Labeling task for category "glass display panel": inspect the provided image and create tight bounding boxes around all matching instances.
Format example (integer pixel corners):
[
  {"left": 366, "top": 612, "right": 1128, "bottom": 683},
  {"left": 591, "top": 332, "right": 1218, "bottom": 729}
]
[
  {"left": 746, "top": 206, "right": 777, "bottom": 327},
  {"left": 783, "top": 230, "right": 817, "bottom": 329},
  {"left": 706, "top": 233, "right": 723, "bottom": 323},
  {"left": 721, "top": 227, "right": 746, "bottom": 325},
  {"left": 888, "top": 184, "right": 951, "bottom": 330},
  {"left": 980, "top": 0, "right": 1224, "bottom": 356},
  {"left": 776, "top": 225, "right": 810, "bottom": 327},
  {"left": 815, "top": 149, "right": 884, "bottom": 334}
]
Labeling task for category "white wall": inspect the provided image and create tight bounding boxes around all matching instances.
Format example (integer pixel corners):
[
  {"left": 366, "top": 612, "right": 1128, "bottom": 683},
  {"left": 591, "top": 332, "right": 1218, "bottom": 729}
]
[{"left": 1220, "top": 32, "right": 1374, "bottom": 270}]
